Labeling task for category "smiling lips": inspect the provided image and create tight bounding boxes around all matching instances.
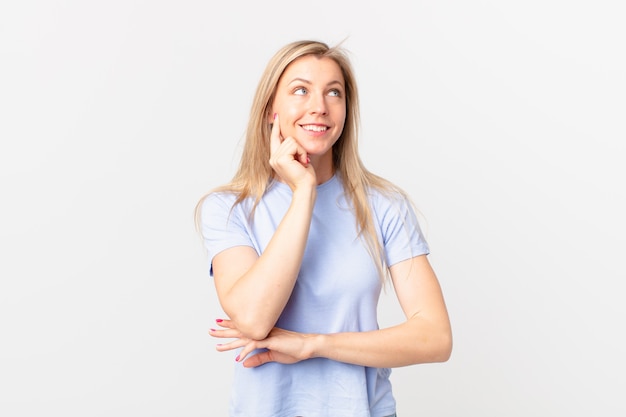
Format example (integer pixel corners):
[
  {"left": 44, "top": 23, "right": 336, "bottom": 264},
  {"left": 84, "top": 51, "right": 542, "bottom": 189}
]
[{"left": 301, "top": 124, "right": 328, "bottom": 132}]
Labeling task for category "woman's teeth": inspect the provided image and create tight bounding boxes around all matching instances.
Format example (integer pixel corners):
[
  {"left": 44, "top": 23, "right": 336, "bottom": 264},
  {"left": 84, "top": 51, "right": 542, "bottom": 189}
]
[{"left": 301, "top": 125, "right": 328, "bottom": 132}]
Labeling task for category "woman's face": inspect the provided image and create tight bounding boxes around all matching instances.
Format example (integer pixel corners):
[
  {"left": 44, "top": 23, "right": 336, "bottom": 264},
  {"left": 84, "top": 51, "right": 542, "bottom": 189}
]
[{"left": 270, "top": 55, "right": 346, "bottom": 160}]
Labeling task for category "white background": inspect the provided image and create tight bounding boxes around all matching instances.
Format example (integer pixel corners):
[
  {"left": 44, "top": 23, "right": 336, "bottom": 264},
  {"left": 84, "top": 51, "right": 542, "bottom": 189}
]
[{"left": 1, "top": 1, "right": 624, "bottom": 416}]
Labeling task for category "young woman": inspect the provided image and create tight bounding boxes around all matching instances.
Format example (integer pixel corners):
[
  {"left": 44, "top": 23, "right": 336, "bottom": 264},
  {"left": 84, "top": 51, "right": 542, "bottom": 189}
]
[{"left": 196, "top": 39, "right": 452, "bottom": 417}]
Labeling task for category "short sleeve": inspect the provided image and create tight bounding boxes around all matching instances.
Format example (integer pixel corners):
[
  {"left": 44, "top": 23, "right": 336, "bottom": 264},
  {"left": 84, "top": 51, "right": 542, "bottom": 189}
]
[
  {"left": 373, "top": 193, "right": 430, "bottom": 267},
  {"left": 199, "top": 193, "right": 255, "bottom": 276}
]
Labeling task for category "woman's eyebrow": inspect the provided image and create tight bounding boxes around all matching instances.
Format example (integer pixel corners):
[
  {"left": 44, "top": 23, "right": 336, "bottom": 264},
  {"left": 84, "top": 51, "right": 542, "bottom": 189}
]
[
  {"left": 288, "top": 77, "right": 312, "bottom": 85},
  {"left": 288, "top": 77, "right": 344, "bottom": 87}
]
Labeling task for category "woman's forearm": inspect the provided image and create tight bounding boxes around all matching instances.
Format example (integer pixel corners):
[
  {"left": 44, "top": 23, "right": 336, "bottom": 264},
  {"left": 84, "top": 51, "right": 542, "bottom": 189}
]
[
  {"left": 310, "top": 315, "right": 452, "bottom": 368},
  {"left": 224, "top": 314, "right": 453, "bottom": 369}
]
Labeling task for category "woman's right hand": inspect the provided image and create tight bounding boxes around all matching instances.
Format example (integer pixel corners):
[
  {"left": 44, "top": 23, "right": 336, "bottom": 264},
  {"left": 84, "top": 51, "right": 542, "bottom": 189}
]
[
  {"left": 269, "top": 114, "right": 316, "bottom": 191},
  {"left": 211, "top": 319, "right": 312, "bottom": 367}
]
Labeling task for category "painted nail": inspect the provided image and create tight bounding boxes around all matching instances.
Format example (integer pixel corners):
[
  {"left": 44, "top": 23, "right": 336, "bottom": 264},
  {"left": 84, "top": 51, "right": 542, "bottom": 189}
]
[
  {"left": 235, "top": 355, "right": 240, "bottom": 362},
  {"left": 209, "top": 328, "right": 216, "bottom": 332},
  {"left": 215, "top": 318, "right": 223, "bottom": 323},
  {"left": 273, "top": 113, "right": 277, "bottom": 120}
]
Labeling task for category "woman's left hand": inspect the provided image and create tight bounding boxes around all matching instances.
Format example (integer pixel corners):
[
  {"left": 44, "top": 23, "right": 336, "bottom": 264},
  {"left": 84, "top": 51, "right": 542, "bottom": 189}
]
[{"left": 210, "top": 319, "right": 316, "bottom": 368}]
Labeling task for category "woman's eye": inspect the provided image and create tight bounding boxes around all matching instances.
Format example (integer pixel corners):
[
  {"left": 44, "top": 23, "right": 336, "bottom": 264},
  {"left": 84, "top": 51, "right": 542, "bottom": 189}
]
[
  {"left": 328, "top": 89, "right": 341, "bottom": 97},
  {"left": 294, "top": 87, "right": 307, "bottom": 95}
]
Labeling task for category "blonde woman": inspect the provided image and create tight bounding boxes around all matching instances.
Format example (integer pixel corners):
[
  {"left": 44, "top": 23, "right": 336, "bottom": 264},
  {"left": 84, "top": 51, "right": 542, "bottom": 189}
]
[{"left": 196, "top": 40, "right": 452, "bottom": 417}]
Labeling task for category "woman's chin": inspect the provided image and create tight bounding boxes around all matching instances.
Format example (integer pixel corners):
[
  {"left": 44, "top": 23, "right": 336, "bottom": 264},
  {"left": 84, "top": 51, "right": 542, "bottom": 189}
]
[{"left": 299, "top": 141, "right": 336, "bottom": 157}]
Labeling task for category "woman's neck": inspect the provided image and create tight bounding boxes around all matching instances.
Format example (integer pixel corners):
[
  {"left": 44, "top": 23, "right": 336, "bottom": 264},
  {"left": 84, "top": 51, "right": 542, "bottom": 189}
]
[{"left": 310, "top": 153, "right": 334, "bottom": 185}]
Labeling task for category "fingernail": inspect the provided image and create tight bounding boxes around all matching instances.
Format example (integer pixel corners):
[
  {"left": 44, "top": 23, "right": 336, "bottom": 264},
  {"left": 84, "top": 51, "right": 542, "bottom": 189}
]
[
  {"left": 209, "top": 328, "right": 216, "bottom": 332},
  {"left": 306, "top": 156, "right": 310, "bottom": 164},
  {"left": 215, "top": 318, "right": 223, "bottom": 323},
  {"left": 273, "top": 113, "right": 277, "bottom": 120},
  {"left": 235, "top": 355, "right": 240, "bottom": 362}
]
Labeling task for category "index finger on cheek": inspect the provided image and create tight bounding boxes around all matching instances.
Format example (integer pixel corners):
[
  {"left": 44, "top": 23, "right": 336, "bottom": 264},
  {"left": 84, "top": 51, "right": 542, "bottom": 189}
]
[{"left": 270, "top": 113, "right": 281, "bottom": 153}]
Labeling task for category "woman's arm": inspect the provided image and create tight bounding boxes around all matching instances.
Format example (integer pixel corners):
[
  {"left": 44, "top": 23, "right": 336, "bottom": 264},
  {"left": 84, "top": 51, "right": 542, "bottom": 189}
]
[
  {"left": 211, "top": 116, "right": 317, "bottom": 341},
  {"left": 213, "top": 254, "right": 453, "bottom": 368},
  {"left": 310, "top": 254, "right": 452, "bottom": 367},
  {"left": 212, "top": 187, "right": 315, "bottom": 341}
]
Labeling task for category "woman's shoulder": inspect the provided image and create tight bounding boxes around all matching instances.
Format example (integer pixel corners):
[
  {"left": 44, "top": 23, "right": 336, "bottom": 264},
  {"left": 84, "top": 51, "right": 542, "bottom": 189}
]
[
  {"left": 201, "top": 189, "right": 239, "bottom": 206},
  {"left": 197, "top": 189, "right": 249, "bottom": 220},
  {"left": 363, "top": 178, "right": 422, "bottom": 223},
  {"left": 366, "top": 180, "right": 410, "bottom": 207}
]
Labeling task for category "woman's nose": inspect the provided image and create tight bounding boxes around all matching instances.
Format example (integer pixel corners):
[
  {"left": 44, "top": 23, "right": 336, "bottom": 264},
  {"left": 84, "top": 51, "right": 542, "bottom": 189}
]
[{"left": 309, "top": 93, "right": 328, "bottom": 115}]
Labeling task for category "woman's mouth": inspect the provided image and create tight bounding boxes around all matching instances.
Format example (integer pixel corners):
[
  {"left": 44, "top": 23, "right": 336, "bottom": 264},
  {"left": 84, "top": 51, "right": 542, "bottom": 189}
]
[{"left": 300, "top": 124, "right": 328, "bottom": 132}]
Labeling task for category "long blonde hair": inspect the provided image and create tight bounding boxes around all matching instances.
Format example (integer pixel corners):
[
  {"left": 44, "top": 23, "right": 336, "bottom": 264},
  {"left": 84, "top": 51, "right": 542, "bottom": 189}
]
[{"left": 195, "top": 40, "right": 408, "bottom": 280}]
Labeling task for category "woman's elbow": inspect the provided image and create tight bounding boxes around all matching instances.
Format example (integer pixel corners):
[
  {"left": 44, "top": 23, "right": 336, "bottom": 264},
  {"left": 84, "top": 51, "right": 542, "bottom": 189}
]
[
  {"left": 227, "top": 312, "right": 274, "bottom": 341},
  {"left": 416, "top": 326, "right": 453, "bottom": 364},
  {"left": 436, "top": 331, "right": 453, "bottom": 362},
  {"left": 243, "top": 325, "right": 273, "bottom": 341},
  {"left": 431, "top": 323, "right": 453, "bottom": 362},
  {"left": 220, "top": 299, "right": 276, "bottom": 340}
]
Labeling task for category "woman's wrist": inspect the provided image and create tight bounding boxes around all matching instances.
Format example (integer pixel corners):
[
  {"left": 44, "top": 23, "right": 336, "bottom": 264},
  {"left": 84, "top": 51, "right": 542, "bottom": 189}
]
[
  {"left": 307, "top": 333, "right": 328, "bottom": 360},
  {"left": 291, "top": 185, "right": 317, "bottom": 209}
]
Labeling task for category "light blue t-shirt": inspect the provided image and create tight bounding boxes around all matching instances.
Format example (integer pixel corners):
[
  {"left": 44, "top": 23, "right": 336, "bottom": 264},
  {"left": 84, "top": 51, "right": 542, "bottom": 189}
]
[{"left": 201, "top": 175, "right": 429, "bottom": 417}]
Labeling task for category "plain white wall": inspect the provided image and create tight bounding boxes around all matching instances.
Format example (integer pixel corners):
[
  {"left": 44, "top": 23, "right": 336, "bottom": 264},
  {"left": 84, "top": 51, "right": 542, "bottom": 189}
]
[{"left": 1, "top": 1, "right": 624, "bottom": 416}]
